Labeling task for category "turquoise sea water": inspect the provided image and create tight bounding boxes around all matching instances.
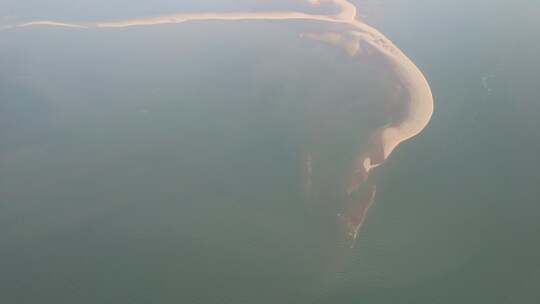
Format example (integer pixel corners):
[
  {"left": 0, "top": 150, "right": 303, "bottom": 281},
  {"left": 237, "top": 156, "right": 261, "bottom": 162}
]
[{"left": 1, "top": 1, "right": 539, "bottom": 303}]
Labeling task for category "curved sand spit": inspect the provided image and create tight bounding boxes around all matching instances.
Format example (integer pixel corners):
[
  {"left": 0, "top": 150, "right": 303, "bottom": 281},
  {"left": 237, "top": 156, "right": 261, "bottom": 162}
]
[{"left": 2, "top": 0, "right": 434, "bottom": 240}]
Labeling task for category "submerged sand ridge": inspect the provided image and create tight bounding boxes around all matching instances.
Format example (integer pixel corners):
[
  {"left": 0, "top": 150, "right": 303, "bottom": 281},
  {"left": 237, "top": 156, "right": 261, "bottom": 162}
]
[{"left": 2, "top": 0, "right": 434, "bottom": 242}]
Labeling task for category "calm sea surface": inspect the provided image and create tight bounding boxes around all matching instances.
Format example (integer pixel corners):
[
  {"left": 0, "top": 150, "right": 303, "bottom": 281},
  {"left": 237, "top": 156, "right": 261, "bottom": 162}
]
[{"left": 1, "top": 1, "right": 539, "bottom": 303}]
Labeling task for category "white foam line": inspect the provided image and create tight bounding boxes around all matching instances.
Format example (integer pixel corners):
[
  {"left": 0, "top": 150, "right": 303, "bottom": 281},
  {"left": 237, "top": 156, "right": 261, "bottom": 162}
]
[
  {"left": 94, "top": 11, "right": 336, "bottom": 28},
  {"left": 6, "top": 20, "right": 89, "bottom": 29}
]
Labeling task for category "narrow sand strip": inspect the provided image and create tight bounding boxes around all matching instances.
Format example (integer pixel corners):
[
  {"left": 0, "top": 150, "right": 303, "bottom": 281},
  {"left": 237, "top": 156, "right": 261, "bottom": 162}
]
[{"left": 2, "top": 0, "right": 433, "bottom": 168}]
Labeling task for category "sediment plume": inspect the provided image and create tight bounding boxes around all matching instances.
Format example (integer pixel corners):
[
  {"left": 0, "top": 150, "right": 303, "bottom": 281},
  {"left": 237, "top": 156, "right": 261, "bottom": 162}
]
[{"left": 2, "top": 0, "right": 433, "bottom": 242}]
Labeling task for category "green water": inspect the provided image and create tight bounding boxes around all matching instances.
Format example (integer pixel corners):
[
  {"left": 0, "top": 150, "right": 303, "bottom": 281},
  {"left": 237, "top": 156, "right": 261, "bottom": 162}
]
[{"left": 1, "top": 1, "right": 540, "bottom": 303}]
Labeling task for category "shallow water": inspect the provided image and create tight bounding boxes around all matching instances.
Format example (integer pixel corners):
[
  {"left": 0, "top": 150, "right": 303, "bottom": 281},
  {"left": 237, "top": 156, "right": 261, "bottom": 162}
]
[{"left": 1, "top": 1, "right": 540, "bottom": 303}]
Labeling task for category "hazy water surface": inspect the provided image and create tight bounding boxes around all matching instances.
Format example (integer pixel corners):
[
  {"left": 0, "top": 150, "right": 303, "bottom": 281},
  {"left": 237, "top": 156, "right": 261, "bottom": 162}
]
[{"left": 1, "top": 0, "right": 540, "bottom": 303}]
